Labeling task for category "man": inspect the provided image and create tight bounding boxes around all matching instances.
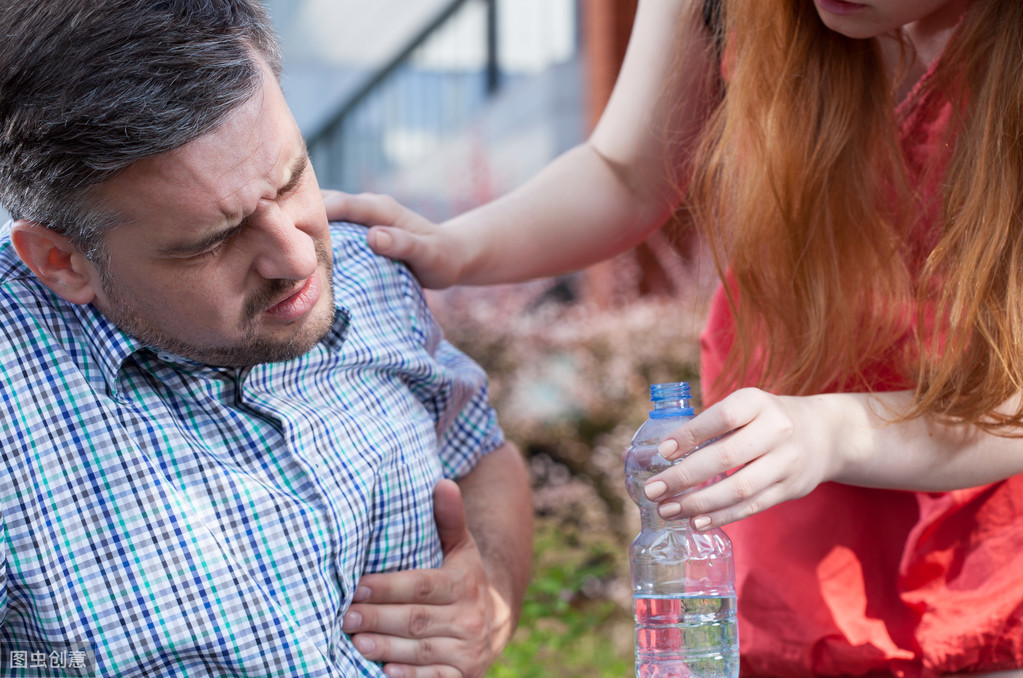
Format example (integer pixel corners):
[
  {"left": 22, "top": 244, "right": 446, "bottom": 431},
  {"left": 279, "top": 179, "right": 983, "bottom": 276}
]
[{"left": 0, "top": 1, "right": 531, "bottom": 676}]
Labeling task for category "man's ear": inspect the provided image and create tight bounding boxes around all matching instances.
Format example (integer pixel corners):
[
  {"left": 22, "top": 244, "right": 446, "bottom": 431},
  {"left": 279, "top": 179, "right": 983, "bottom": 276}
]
[{"left": 10, "top": 220, "right": 99, "bottom": 305}]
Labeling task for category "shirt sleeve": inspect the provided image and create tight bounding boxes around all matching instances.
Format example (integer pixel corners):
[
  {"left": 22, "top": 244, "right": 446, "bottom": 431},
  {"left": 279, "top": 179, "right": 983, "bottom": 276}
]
[{"left": 398, "top": 265, "right": 506, "bottom": 480}]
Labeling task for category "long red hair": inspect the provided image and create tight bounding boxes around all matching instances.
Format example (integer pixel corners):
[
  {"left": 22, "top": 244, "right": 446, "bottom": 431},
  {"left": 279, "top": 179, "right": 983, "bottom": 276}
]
[{"left": 688, "top": 0, "right": 1023, "bottom": 430}]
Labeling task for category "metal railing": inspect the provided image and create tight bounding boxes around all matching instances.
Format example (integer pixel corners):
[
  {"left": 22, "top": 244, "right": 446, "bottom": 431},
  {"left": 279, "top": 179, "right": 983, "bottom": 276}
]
[
  {"left": 307, "top": 0, "right": 497, "bottom": 193},
  {"left": 306, "top": 0, "right": 578, "bottom": 198}
]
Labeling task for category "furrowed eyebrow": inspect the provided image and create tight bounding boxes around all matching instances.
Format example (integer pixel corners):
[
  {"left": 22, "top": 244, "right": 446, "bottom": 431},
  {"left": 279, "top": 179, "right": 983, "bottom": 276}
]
[
  {"left": 159, "top": 223, "right": 243, "bottom": 258},
  {"left": 159, "top": 149, "right": 310, "bottom": 258},
  {"left": 280, "top": 150, "right": 309, "bottom": 196}
]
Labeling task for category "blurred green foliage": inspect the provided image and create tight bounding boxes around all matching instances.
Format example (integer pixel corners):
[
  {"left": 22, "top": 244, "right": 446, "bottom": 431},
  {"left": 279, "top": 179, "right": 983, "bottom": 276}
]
[{"left": 488, "top": 519, "right": 633, "bottom": 678}]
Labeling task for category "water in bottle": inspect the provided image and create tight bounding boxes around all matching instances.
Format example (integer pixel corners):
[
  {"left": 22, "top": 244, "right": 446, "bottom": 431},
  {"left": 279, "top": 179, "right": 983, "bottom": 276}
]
[{"left": 624, "top": 382, "right": 739, "bottom": 678}]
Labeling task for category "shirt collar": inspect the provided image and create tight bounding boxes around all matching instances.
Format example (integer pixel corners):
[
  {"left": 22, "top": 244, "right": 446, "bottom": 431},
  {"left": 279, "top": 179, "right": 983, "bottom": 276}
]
[
  {"left": 72, "top": 302, "right": 145, "bottom": 400},
  {"left": 74, "top": 300, "right": 351, "bottom": 401}
]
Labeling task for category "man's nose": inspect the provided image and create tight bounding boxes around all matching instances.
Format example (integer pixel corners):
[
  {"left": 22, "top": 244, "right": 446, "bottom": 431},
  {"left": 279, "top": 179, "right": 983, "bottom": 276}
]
[{"left": 252, "top": 206, "right": 318, "bottom": 281}]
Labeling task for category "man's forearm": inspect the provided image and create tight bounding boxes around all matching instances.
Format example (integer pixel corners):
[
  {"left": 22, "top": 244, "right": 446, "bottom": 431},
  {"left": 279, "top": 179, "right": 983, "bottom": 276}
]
[{"left": 456, "top": 442, "right": 533, "bottom": 643}]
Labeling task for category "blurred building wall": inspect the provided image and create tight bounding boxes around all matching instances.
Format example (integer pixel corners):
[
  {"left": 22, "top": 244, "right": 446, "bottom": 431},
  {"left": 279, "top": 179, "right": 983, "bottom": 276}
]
[
  {"left": 584, "top": 0, "right": 638, "bottom": 131},
  {"left": 293, "top": 0, "right": 589, "bottom": 223}
]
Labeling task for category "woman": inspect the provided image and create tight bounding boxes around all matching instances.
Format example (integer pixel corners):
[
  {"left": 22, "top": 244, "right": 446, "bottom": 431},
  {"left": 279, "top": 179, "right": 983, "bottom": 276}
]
[{"left": 327, "top": 0, "right": 1023, "bottom": 674}]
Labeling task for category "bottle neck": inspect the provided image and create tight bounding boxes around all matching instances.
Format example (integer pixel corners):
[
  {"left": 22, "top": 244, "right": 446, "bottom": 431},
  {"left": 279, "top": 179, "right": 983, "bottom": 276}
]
[
  {"left": 649, "top": 401, "right": 693, "bottom": 419},
  {"left": 648, "top": 382, "right": 693, "bottom": 419}
]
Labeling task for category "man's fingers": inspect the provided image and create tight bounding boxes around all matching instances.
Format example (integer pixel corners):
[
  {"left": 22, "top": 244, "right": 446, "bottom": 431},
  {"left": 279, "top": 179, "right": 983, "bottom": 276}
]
[
  {"left": 348, "top": 632, "right": 463, "bottom": 678},
  {"left": 380, "top": 662, "right": 463, "bottom": 678},
  {"left": 343, "top": 601, "right": 465, "bottom": 640},
  {"left": 432, "top": 479, "right": 470, "bottom": 555},
  {"left": 352, "top": 568, "right": 461, "bottom": 606}
]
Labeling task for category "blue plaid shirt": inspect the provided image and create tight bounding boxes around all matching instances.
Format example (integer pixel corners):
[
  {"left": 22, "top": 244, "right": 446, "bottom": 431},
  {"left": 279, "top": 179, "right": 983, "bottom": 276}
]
[{"left": 0, "top": 222, "right": 504, "bottom": 677}]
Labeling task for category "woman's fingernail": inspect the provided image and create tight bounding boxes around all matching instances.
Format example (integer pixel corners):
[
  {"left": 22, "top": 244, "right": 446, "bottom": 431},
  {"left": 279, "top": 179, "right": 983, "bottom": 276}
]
[
  {"left": 645, "top": 480, "right": 667, "bottom": 500},
  {"left": 692, "top": 516, "right": 712, "bottom": 530},
  {"left": 659, "top": 502, "right": 682, "bottom": 518},
  {"left": 658, "top": 439, "right": 679, "bottom": 457},
  {"left": 353, "top": 586, "right": 371, "bottom": 602}
]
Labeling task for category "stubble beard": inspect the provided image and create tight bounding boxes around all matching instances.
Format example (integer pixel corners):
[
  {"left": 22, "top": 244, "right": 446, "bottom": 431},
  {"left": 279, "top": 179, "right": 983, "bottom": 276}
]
[{"left": 98, "top": 241, "right": 336, "bottom": 367}]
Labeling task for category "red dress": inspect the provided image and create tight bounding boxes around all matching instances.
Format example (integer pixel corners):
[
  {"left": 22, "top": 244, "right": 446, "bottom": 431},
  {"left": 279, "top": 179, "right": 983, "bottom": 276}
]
[{"left": 699, "top": 54, "right": 1023, "bottom": 677}]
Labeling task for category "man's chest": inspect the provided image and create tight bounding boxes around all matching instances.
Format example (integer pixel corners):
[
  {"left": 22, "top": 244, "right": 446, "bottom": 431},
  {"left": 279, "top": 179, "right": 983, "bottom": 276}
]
[{"left": 1, "top": 357, "right": 444, "bottom": 675}]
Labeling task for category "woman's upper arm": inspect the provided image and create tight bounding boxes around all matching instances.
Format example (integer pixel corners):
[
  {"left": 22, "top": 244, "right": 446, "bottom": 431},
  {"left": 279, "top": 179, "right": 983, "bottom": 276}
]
[{"left": 590, "top": 0, "right": 719, "bottom": 198}]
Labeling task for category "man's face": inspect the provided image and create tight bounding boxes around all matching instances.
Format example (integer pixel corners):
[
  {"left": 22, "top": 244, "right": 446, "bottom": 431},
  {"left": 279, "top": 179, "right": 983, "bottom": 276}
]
[{"left": 87, "top": 64, "right": 335, "bottom": 367}]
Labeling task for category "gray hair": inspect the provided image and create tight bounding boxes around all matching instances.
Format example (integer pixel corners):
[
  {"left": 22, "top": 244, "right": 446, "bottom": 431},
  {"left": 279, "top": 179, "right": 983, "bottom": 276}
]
[{"left": 0, "top": 0, "right": 283, "bottom": 258}]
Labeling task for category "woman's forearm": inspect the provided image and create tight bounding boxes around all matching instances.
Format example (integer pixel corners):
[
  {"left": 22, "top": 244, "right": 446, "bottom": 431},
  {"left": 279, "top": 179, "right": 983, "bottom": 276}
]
[
  {"left": 442, "top": 143, "right": 680, "bottom": 284},
  {"left": 836, "top": 390, "right": 1023, "bottom": 491}
]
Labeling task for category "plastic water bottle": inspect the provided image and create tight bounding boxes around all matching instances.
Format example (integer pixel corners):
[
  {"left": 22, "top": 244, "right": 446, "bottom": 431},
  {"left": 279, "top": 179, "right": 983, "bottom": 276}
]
[{"left": 624, "top": 382, "right": 739, "bottom": 678}]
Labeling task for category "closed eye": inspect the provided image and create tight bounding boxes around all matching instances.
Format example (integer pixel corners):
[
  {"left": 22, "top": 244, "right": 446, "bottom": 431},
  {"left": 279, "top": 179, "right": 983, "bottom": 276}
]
[
  {"left": 171, "top": 223, "right": 244, "bottom": 260},
  {"left": 192, "top": 237, "right": 231, "bottom": 259}
]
